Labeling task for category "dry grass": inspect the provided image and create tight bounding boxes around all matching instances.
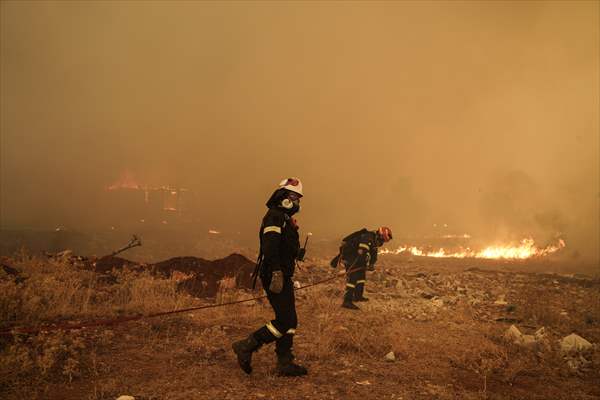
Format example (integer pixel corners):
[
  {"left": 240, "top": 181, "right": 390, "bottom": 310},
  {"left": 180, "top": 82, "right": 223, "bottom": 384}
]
[
  {"left": 0, "top": 254, "right": 200, "bottom": 398},
  {"left": 0, "top": 256, "right": 199, "bottom": 325},
  {"left": 1, "top": 254, "right": 599, "bottom": 400}
]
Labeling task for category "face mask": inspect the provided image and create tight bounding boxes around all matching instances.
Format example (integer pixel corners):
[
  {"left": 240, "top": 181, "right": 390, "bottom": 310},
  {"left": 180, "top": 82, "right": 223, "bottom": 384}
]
[
  {"left": 281, "top": 198, "right": 300, "bottom": 215},
  {"left": 290, "top": 201, "right": 300, "bottom": 215}
]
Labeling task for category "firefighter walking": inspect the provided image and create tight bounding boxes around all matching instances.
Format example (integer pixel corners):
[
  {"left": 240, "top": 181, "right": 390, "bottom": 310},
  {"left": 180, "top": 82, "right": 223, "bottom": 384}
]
[
  {"left": 331, "top": 227, "right": 393, "bottom": 310},
  {"left": 232, "top": 178, "right": 308, "bottom": 376}
]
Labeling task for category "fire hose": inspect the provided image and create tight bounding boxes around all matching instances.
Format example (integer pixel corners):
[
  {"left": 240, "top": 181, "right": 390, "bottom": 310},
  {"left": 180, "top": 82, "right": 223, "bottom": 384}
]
[{"left": 0, "top": 263, "right": 367, "bottom": 337}]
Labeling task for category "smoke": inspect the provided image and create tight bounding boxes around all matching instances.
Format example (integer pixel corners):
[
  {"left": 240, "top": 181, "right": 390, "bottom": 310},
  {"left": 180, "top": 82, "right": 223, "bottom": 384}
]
[{"left": 1, "top": 1, "right": 598, "bottom": 262}]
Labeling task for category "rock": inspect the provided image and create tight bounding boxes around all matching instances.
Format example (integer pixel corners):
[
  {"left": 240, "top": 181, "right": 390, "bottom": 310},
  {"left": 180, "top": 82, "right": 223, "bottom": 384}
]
[
  {"left": 385, "top": 351, "right": 396, "bottom": 361},
  {"left": 504, "top": 325, "right": 537, "bottom": 347},
  {"left": 560, "top": 333, "right": 593, "bottom": 353},
  {"left": 504, "top": 325, "right": 523, "bottom": 342}
]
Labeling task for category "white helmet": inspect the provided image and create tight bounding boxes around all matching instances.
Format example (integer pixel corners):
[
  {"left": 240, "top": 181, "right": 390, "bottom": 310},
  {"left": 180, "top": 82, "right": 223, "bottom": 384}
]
[{"left": 278, "top": 177, "right": 303, "bottom": 196}]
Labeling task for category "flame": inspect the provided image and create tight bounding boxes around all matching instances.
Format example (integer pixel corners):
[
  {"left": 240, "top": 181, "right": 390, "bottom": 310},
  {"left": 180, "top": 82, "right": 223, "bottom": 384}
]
[
  {"left": 107, "top": 171, "right": 141, "bottom": 190},
  {"left": 380, "top": 238, "right": 566, "bottom": 259}
]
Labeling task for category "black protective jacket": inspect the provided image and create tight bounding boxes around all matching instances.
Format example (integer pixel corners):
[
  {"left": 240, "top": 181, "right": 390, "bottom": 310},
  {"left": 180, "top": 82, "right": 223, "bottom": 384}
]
[
  {"left": 258, "top": 207, "right": 300, "bottom": 278},
  {"left": 339, "top": 228, "right": 381, "bottom": 268}
]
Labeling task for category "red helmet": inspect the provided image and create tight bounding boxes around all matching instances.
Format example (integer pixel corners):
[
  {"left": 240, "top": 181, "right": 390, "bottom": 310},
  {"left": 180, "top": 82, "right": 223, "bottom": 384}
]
[{"left": 377, "top": 226, "right": 393, "bottom": 242}]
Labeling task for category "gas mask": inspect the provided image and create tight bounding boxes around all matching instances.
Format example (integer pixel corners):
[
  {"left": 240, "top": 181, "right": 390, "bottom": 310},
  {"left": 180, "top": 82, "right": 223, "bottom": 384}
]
[{"left": 280, "top": 197, "right": 301, "bottom": 215}]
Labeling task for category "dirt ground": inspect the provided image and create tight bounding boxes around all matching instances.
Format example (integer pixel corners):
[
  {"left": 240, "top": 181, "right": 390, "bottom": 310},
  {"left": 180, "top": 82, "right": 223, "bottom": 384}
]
[{"left": 1, "top": 254, "right": 599, "bottom": 400}]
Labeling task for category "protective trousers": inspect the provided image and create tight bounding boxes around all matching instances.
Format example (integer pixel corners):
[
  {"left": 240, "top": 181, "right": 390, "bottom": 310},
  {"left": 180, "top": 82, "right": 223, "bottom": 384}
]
[
  {"left": 253, "top": 274, "right": 297, "bottom": 356},
  {"left": 344, "top": 265, "right": 366, "bottom": 302}
]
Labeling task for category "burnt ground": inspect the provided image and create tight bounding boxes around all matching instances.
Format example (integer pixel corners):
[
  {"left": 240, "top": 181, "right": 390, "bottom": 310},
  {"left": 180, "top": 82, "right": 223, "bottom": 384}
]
[
  {"left": 87, "top": 253, "right": 257, "bottom": 298},
  {"left": 4, "top": 255, "right": 598, "bottom": 400}
]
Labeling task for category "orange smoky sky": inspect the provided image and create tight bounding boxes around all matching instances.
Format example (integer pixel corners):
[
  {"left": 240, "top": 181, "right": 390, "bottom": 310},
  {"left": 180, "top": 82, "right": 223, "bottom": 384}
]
[{"left": 1, "top": 1, "right": 598, "bottom": 261}]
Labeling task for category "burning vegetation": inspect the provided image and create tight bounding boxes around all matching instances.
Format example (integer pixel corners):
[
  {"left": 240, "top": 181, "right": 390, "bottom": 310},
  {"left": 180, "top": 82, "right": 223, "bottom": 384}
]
[{"left": 380, "top": 237, "right": 567, "bottom": 260}]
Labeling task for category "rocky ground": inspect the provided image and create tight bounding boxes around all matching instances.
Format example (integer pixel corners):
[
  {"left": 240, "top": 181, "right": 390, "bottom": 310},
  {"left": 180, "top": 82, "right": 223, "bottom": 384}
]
[{"left": 1, "top": 253, "right": 598, "bottom": 400}]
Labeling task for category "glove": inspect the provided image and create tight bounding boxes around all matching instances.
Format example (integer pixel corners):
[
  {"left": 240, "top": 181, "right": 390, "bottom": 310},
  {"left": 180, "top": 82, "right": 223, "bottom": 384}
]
[
  {"left": 297, "top": 248, "right": 306, "bottom": 262},
  {"left": 330, "top": 254, "right": 340, "bottom": 268},
  {"left": 269, "top": 270, "right": 284, "bottom": 293}
]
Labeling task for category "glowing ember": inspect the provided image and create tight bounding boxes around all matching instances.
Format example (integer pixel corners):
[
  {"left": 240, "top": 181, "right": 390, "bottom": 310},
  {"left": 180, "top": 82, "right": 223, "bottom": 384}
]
[{"left": 380, "top": 238, "right": 566, "bottom": 259}]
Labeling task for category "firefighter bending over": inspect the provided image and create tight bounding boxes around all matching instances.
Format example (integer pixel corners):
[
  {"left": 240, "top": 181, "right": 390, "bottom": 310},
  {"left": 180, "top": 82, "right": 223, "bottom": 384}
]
[{"left": 331, "top": 227, "right": 393, "bottom": 310}]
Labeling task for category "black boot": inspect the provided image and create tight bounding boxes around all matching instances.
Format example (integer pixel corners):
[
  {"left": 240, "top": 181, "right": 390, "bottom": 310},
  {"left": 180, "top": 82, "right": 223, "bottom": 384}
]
[
  {"left": 276, "top": 353, "right": 308, "bottom": 376},
  {"left": 342, "top": 290, "right": 360, "bottom": 310},
  {"left": 232, "top": 334, "right": 261, "bottom": 374},
  {"left": 342, "top": 300, "right": 360, "bottom": 309},
  {"left": 354, "top": 285, "right": 369, "bottom": 302}
]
